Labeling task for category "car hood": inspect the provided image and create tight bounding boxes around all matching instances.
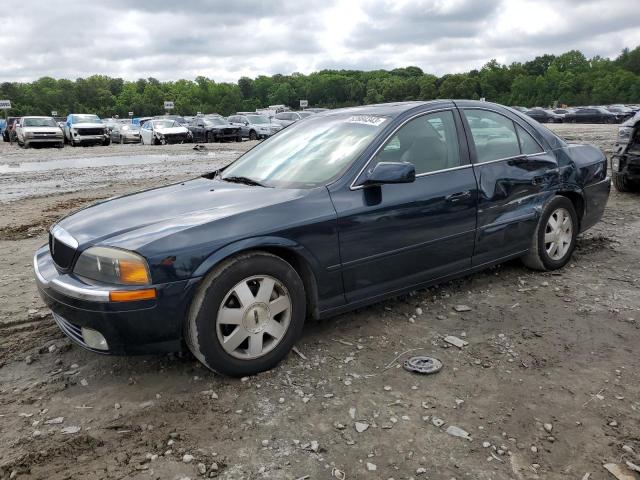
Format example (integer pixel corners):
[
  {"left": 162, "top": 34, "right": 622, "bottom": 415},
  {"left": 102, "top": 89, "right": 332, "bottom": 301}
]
[
  {"left": 56, "top": 177, "right": 309, "bottom": 251},
  {"left": 71, "top": 122, "right": 105, "bottom": 129},
  {"left": 155, "top": 126, "right": 189, "bottom": 134},
  {"left": 22, "top": 126, "right": 63, "bottom": 133}
]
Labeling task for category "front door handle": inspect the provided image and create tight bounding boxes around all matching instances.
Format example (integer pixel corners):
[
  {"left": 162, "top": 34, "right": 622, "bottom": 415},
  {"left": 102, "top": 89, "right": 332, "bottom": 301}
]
[{"left": 446, "top": 190, "right": 471, "bottom": 202}]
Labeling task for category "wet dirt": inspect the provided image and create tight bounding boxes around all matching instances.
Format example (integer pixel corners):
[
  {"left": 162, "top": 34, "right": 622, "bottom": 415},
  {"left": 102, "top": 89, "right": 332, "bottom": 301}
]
[{"left": 1, "top": 125, "right": 639, "bottom": 480}]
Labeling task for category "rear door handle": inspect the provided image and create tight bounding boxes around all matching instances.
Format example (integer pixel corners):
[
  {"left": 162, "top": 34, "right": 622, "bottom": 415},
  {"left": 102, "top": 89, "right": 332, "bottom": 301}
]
[{"left": 446, "top": 190, "right": 471, "bottom": 202}]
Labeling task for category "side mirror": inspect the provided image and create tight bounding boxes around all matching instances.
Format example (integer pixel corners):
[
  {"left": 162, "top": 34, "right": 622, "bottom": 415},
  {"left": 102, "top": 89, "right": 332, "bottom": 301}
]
[
  {"left": 244, "top": 121, "right": 249, "bottom": 126},
  {"left": 362, "top": 162, "right": 415, "bottom": 187}
]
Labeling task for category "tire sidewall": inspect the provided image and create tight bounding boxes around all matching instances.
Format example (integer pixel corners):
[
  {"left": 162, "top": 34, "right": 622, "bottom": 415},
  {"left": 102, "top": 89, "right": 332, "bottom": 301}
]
[
  {"left": 536, "top": 197, "right": 578, "bottom": 270},
  {"left": 189, "top": 253, "right": 306, "bottom": 376}
]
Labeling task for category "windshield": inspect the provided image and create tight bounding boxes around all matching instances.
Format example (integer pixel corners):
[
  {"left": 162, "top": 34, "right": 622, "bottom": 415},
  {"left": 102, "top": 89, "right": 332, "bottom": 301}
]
[
  {"left": 71, "top": 114, "right": 101, "bottom": 123},
  {"left": 205, "top": 117, "right": 227, "bottom": 126},
  {"left": 23, "top": 117, "right": 57, "bottom": 127},
  {"left": 220, "top": 113, "right": 388, "bottom": 188},
  {"left": 246, "top": 115, "right": 270, "bottom": 125},
  {"left": 153, "top": 120, "right": 178, "bottom": 128},
  {"left": 122, "top": 124, "right": 140, "bottom": 131}
]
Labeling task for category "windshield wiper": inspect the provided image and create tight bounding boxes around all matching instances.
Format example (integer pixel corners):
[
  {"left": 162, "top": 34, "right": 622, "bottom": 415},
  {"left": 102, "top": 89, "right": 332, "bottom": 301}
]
[{"left": 221, "top": 176, "right": 270, "bottom": 188}]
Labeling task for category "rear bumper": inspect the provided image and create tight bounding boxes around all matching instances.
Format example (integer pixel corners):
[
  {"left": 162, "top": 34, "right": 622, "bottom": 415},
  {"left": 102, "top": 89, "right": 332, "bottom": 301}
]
[
  {"left": 34, "top": 245, "right": 199, "bottom": 355},
  {"left": 580, "top": 177, "right": 611, "bottom": 232}
]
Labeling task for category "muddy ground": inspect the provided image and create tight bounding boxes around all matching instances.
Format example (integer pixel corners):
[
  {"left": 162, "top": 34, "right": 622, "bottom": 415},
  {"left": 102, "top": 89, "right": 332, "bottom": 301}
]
[{"left": 0, "top": 125, "right": 639, "bottom": 480}]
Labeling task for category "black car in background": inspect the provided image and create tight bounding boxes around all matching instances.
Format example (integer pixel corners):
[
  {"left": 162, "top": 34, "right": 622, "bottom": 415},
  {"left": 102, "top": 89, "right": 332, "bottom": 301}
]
[
  {"left": 188, "top": 116, "right": 242, "bottom": 143},
  {"left": 525, "top": 108, "right": 563, "bottom": 123},
  {"left": 611, "top": 111, "right": 640, "bottom": 192},
  {"left": 564, "top": 107, "right": 619, "bottom": 123}
]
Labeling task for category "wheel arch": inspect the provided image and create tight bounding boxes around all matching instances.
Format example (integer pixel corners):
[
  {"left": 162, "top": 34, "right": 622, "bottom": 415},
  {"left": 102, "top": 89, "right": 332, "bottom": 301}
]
[
  {"left": 192, "top": 237, "right": 321, "bottom": 320},
  {"left": 556, "top": 188, "right": 585, "bottom": 229}
]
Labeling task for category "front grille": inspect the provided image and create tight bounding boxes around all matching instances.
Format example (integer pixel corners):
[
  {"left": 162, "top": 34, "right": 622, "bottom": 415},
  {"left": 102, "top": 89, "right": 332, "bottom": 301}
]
[
  {"left": 49, "top": 233, "right": 77, "bottom": 270},
  {"left": 77, "top": 128, "right": 104, "bottom": 135},
  {"left": 53, "top": 313, "right": 85, "bottom": 346},
  {"left": 165, "top": 134, "right": 187, "bottom": 143},
  {"left": 34, "top": 131, "right": 59, "bottom": 136}
]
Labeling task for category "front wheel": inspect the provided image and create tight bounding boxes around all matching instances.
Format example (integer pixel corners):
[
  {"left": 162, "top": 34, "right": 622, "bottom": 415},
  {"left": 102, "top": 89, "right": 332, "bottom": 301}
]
[
  {"left": 612, "top": 171, "right": 638, "bottom": 192},
  {"left": 249, "top": 130, "right": 257, "bottom": 141},
  {"left": 522, "top": 196, "right": 578, "bottom": 271},
  {"left": 186, "top": 251, "right": 306, "bottom": 377}
]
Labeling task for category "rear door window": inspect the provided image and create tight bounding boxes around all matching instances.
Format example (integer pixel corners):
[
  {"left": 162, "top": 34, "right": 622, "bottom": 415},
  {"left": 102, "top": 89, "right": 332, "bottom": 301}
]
[
  {"left": 516, "top": 124, "right": 543, "bottom": 155},
  {"left": 463, "top": 110, "right": 521, "bottom": 163}
]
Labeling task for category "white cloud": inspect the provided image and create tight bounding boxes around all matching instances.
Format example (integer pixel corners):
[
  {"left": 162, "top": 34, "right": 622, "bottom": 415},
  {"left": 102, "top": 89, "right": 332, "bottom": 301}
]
[{"left": 0, "top": 0, "right": 638, "bottom": 82}]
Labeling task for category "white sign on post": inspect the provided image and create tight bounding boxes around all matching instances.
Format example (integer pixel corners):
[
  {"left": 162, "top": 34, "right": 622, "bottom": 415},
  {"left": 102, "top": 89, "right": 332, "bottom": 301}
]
[
  {"left": 128, "top": 111, "right": 134, "bottom": 117},
  {"left": 164, "top": 101, "right": 175, "bottom": 110},
  {"left": 0, "top": 100, "right": 11, "bottom": 109},
  {"left": 299, "top": 99, "right": 308, "bottom": 108},
  {"left": 51, "top": 110, "right": 58, "bottom": 116}
]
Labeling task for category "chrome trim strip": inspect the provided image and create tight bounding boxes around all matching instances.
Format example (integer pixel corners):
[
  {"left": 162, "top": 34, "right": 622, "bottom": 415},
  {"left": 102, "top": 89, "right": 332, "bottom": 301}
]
[
  {"left": 50, "top": 224, "right": 79, "bottom": 249},
  {"left": 472, "top": 151, "right": 549, "bottom": 167},
  {"left": 350, "top": 107, "right": 461, "bottom": 190}
]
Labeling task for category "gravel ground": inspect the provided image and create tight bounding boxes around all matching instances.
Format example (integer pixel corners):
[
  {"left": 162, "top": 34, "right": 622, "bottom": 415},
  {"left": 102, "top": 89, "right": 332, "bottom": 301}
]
[{"left": 1, "top": 125, "right": 639, "bottom": 480}]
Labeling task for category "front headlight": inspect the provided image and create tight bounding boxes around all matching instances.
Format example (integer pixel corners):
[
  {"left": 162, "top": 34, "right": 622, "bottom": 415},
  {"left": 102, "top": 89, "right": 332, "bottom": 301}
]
[
  {"left": 612, "top": 157, "right": 621, "bottom": 172},
  {"left": 618, "top": 126, "right": 633, "bottom": 143},
  {"left": 25, "top": 132, "right": 34, "bottom": 138},
  {"left": 73, "top": 247, "right": 151, "bottom": 285}
]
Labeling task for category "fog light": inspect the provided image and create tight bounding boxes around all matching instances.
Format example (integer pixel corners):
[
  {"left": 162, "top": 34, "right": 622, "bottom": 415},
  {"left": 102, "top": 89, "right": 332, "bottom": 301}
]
[
  {"left": 612, "top": 157, "right": 620, "bottom": 172},
  {"left": 81, "top": 327, "right": 109, "bottom": 351}
]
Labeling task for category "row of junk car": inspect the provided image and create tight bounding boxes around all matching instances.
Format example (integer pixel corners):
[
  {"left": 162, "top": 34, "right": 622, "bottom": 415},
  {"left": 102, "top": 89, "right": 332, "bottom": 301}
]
[
  {"left": 0, "top": 105, "right": 329, "bottom": 148},
  {"left": 1, "top": 103, "right": 638, "bottom": 149}
]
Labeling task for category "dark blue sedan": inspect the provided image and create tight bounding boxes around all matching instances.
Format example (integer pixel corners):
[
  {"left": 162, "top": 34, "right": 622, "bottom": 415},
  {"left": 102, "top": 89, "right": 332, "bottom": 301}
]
[{"left": 34, "top": 100, "right": 610, "bottom": 376}]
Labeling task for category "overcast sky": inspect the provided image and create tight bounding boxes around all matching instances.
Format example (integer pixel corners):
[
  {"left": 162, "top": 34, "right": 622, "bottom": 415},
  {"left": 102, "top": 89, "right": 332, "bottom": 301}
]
[{"left": 2, "top": 0, "right": 639, "bottom": 83}]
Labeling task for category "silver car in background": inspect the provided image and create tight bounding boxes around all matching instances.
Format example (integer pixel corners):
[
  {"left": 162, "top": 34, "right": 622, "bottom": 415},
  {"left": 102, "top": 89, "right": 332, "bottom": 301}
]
[
  {"left": 110, "top": 122, "right": 141, "bottom": 144},
  {"left": 15, "top": 116, "right": 64, "bottom": 148},
  {"left": 271, "top": 110, "right": 315, "bottom": 128},
  {"left": 228, "top": 114, "right": 282, "bottom": 140}
]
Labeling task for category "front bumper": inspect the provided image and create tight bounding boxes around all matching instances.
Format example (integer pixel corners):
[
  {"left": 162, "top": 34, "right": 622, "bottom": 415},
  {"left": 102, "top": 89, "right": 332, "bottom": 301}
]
[
  {"left": 73, "top": 134, "right": 108, "bottom": 144},
  {"left": 34, "top": 245, "right": 198, "bottom": 355},
  {"left": 25, "top": 136, "right": 63, "bottom": 144}
]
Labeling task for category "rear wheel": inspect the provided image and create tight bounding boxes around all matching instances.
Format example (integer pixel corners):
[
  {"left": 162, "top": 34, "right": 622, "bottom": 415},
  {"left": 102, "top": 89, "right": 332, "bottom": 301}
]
[
  {"left": 522, "top": 196, "right": 578, "bottom": 271},
  {"left": 235, "top": 135, "right": 242, "bottom": 142},
  {"left": 249, "top": 130, "right": 257, "bottom": 141},
  {"left": 186, "top": 251, "right": 306, "bottom": 377}
]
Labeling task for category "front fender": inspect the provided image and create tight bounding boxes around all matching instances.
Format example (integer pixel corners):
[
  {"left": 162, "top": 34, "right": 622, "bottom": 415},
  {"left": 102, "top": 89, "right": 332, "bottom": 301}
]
[{"left": 192, "top": 236, "right": 323, "bottom": 279}]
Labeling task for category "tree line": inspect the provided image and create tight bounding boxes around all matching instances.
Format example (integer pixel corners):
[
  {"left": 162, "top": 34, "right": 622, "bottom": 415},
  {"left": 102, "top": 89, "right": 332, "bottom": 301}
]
[{"left": 2, "top": 46, "right": 640, "bottom": 118}]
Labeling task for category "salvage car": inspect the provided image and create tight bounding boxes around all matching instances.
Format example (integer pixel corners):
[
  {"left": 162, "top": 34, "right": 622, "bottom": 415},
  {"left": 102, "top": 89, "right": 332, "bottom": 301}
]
[
  {"left": 64, "top": 114, "right": 110, "bottom": 146},
  {"left": 611, "top": 111, "right": 640, "bottom": 191},
  {"left": 34, "top": 100, "right": 610, "bottom": 376},
  {"left": 140, "top": 119, "right": 192, "bottom": 145},
  {"left": 2, "top": 116, "right": 19, "bottom": 142},
  {"left": 188, "top": 116, "right": 241, "bottom": 143},
  {"left": 271, "top": 111, "right": 314, "bottom": 128},
  {"left": 563, "top": 107, "right": 618, "bottom": 124},
  {"left": 525, "top": 108, "right": 563, "bottom": 123},
  {"left": 228, "top": 114, "right": 282, "bottom": 140},
  {"left": 109, "top": 122, "right": 141, "bottom": 144},
  {"left": 15, "top": 116, "right": 64, "bottom": 148}
]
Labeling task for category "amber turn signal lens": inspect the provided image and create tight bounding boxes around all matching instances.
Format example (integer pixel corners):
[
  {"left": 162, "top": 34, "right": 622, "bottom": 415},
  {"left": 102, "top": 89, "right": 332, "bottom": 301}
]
[
  {"left": 118, "top": 259, "right": 150, "bottom": 285},
  {"left": 109, "top": 288, "right": 156, "bottom": 302}
]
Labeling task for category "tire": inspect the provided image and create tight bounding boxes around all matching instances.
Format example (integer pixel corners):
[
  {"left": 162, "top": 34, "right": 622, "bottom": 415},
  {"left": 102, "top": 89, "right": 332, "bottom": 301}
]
[
  {"left": 206, "top": 132, "right": 212, "bottom": 143},
  {"left": 103, "top": 138, "right": 111, "bottom": 146},
  {"left": 249, "top": 130, "right": 257, "bottom": 141},
  {"left": 186, "top": 251, "right": 306, "bottom": 377},
  {"left": 522, "top": 196, "right": 578, "bottom": 271},
  {"left": 58, "top": 142, "right": 64, "bottom": 149},
  {"left": 235, "top": 136, "right": 242, "bottom": 142},
  {"left": 120, "top": 135, "right": 124, "bottom": 144},
  {"left": 612, "top": 172, "right": 638, "bottom": 192}
]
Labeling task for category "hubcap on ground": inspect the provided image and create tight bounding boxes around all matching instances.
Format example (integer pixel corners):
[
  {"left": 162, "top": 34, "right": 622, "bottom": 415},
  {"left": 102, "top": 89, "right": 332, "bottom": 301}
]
[
  {"left": 545, "top": 207, "right": 573, "bottom": 260},
  {"left": 216, "top": 275, "right": 291, "bottom": 360}
]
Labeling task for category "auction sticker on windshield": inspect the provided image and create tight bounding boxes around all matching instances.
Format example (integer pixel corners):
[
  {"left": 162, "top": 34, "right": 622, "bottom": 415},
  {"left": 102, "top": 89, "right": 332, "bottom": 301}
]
[{"left": 347, "top": 115, "right": 388, "bottom": 126}]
